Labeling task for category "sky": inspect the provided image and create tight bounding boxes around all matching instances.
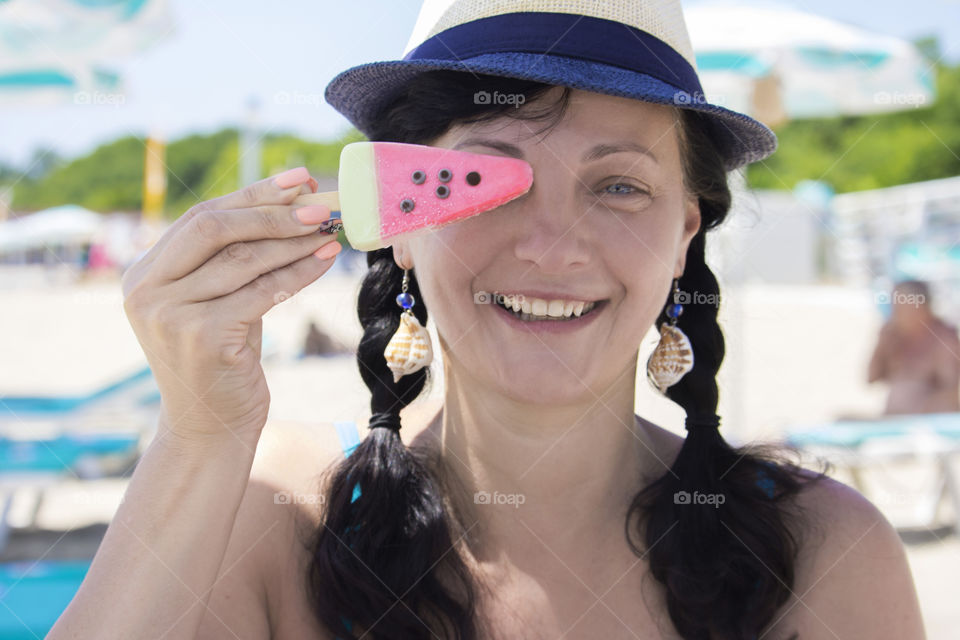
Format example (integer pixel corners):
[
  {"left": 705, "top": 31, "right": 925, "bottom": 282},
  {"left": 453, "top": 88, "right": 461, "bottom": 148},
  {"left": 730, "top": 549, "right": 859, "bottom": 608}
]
[{"left": 1, "top": 0, "right": 959, "bottom": 169}]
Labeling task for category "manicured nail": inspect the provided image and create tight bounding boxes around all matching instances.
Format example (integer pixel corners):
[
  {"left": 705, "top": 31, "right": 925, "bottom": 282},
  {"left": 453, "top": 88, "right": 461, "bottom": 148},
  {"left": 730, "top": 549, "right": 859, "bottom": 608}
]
[
  {"left": 295, "top": 205, "right": 330, "bottom": 225},
  {"left": 314, "top": 241, "right": 342, "bottom": 261},
  {"left": 307, "top": 177, "right": 319, "bottom": 193},
  {"left": 273, "top": 167, "right": 310, "bottom": 189}
]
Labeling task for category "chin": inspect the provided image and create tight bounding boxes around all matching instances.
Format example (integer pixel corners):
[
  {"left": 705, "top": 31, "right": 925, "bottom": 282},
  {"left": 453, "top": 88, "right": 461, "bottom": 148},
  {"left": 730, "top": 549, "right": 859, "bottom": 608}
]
[{"left": 493, "top": 369, "right": 600, "bottom": 406}]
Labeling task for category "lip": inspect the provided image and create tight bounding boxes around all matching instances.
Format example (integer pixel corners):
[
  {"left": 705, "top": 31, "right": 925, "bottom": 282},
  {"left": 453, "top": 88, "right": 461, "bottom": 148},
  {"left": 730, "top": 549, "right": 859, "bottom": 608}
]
[{"left": 491, "top": 297, "right": 608, "bottom": 333}]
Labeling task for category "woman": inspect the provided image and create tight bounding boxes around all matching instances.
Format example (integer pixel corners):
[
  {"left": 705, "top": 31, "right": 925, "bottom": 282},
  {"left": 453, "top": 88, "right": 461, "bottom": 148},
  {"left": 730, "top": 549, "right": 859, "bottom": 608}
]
[{"left": 49, "top": 1, "right": 926, "bottom": 639}]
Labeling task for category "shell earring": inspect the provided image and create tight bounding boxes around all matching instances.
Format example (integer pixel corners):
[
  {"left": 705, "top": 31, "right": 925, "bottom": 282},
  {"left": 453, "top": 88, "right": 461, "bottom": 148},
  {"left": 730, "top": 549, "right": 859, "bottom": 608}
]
[
  {"left": 383, "top": 269, "right": 433, "bottom": 383},
  {"left": 646, "top": 278, "right": 694, "bottom": 394}
]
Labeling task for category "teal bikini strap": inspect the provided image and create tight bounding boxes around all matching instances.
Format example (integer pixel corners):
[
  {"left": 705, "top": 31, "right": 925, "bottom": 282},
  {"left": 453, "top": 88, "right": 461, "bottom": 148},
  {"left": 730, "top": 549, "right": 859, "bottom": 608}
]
[
  {"left": 334, "top": 421, "right": 360, "bottom": 457},
  {"left": 333, "top": 421, "right": 363, "bottom": 503}
]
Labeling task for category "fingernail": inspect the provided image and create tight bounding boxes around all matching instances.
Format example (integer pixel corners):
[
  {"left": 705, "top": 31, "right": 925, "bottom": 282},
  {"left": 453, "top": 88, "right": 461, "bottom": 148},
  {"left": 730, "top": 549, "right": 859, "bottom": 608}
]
[
  {"left": 314, "top": 241, "right": 342, "bottom": 261},
  {"left": 295, "top": 205, "right": 330, "bottom": 225},
  {"left": 307, "top": 177, "right": 319, "bottom": 193},
  {"left": 274, "top": 167, "right": 310, "bottom": 189}
]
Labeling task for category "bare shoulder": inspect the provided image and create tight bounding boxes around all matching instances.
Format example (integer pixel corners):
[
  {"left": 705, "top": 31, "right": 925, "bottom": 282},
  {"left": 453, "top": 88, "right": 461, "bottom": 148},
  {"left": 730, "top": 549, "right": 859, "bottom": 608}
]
[
  {"left": 253, "top": 419, "right": 353, "bottom": 638},
  {"left": 195, "top": 418, "right": 349, "bottom": 639},
  {"left": 770, "top": 473, "right": 926, "bottom": 639},
  {"left": 635, "top": 416, "right": 925, "bottom": 638}
]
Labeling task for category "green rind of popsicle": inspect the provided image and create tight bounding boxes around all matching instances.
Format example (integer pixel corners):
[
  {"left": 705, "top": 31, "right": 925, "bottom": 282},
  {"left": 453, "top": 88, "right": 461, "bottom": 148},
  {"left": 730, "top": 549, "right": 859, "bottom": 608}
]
[{"left": 338, "top": 142, "right": 383, "bottom": 251}]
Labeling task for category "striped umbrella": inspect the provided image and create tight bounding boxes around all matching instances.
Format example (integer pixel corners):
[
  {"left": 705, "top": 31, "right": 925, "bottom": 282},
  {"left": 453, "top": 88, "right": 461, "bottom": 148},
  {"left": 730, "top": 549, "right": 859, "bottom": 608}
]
[
  {"left": 685, "top": 2, "right": 936, "bottom": 127},
  {"left": 0, "top": 0, "right": 174, "bottom": 106}
]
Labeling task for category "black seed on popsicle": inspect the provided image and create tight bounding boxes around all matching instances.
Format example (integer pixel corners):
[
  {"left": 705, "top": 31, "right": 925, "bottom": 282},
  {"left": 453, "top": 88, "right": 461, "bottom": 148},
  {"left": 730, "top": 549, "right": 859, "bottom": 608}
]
[
  {"left": 435, "top": 185, "right": 450, "bottom": 199},
  {"left": 411, "top": 170, "right": 425, "bottom": 184},
  {"left": 465, "top": 171, "right": 481, "bottom": 186},
  {"left": 438, "top": 168, "right": 452, "bottom": 183},
  {"left": 400, "top": 198, "right": 415, "bottom": 212}
]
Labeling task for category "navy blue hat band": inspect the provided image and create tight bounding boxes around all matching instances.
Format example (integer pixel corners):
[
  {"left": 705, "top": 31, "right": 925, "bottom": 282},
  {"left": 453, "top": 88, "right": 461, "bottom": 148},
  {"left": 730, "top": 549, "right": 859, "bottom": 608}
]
[{"left": 403, "top": 12, "right": 704, "bottom": 97}]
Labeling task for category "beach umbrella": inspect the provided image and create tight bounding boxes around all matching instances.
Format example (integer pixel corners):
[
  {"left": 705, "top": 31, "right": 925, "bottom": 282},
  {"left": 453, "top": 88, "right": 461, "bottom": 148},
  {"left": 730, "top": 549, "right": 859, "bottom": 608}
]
[
  {"left": 685, "top": 1, "right": 936, "bottom": 127},
  {"left": 0, "top": 204, "right": 102, "bottom": 252},
  {"left": 0, "top": 63, "right": 124, "bottom": 107},
  {"left": 0, "top": 0, "right": 174, "bottom": 106}
]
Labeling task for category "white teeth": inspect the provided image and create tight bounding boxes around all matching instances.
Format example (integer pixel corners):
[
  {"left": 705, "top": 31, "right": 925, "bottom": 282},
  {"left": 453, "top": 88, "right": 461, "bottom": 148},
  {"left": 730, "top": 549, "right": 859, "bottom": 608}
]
[{"left": 496, "top": 294, "right": 600, "bottom": 321}]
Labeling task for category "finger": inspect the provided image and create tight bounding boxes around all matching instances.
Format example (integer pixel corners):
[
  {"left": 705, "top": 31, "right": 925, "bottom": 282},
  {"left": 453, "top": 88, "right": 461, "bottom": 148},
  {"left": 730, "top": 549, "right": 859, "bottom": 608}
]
[
  {"left": 248, "top": 319, "right": 263, "bottom": 358},
  {"left": 210, "top": 242, "right": 342, "bottom": 324},
  {"left": 152, "top": 201, "right": 334, "bottom": 283},
  {"left": 133, "top": 168, "right": 318, "bottom": 275},
  {"left": 172, "top": 230, "right": 341, "bottom": 302}
]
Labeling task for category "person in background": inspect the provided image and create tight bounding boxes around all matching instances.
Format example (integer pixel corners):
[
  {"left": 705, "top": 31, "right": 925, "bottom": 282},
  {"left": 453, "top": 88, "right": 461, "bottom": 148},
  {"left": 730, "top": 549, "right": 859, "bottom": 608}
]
[
  {"left": 301, "top": 319, "right": 347, "bottom": 357},
  {"left": 868, "top": 280, "right": 960, "bottom": 415}
]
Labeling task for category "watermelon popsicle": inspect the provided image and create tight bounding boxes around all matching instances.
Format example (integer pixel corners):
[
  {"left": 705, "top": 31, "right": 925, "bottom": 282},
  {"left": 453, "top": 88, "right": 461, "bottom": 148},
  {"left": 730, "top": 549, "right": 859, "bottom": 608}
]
[{"left": 291, "top": 141, "right": 534, "bottom": 251}]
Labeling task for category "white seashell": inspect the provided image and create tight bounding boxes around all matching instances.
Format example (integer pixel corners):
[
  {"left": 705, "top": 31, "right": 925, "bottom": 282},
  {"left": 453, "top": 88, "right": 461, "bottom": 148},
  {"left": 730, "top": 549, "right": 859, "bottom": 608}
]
[
  {"left": 383, "top": 311, "right": 433, "bottom": 383},
  {"left": 646, "top": 323, "right": 694, "bottom": 393}
]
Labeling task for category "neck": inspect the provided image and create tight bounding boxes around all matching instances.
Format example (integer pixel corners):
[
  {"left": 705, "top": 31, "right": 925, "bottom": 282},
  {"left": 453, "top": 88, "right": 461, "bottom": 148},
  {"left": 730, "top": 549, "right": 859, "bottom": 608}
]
[{"left": 424, "top": 354, "right": 657, "bottom": 567}]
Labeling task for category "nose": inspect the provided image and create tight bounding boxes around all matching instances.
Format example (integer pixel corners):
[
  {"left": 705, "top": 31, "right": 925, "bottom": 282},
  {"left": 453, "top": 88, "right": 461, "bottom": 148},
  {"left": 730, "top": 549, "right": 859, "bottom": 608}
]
[{"left": 511, "top": 169, "right": 592, "bottom": 274}]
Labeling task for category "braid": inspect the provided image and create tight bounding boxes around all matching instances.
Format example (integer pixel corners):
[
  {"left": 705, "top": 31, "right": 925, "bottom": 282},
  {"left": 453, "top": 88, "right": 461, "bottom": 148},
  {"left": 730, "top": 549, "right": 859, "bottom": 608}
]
[
  {"left": 356, "top": 248, "right": 430, "bottom": 415},
  {"left": 627, "top": 114, "right": 815, "bottom": 636},
  {"left": 304, "top": 248, "right": 477, "bottom": 639}
]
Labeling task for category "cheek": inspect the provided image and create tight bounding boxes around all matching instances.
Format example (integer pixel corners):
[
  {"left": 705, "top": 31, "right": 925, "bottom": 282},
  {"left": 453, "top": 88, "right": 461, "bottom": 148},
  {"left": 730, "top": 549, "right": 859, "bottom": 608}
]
[
  {"left": 409, "top": 228, "right": 491, "bottom": 341},
  {"left": 594, "top": 202, "right": 684, "bottom": 280}
]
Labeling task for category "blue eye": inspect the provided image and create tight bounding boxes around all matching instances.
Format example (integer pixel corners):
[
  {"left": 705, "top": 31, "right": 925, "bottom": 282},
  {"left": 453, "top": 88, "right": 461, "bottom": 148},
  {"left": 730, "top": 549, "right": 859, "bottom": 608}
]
[{"left": 602, "top": 182, "right": 648, "bottom": 197}]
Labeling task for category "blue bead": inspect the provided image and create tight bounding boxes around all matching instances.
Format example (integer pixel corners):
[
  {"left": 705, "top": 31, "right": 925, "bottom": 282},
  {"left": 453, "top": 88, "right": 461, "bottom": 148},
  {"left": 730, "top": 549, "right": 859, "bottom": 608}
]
[
  {"left": 667, "top": 303, "right": 683, "bottom": 319},
  {"left": 396, "top": 292, "right": 415, "bottom": 309}
]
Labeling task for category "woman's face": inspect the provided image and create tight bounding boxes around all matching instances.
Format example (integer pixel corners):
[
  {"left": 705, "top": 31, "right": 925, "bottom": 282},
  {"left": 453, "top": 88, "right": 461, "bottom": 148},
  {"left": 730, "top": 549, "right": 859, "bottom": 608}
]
[{"left": 397, "top": 88, "right": 701, "bottom": 405}]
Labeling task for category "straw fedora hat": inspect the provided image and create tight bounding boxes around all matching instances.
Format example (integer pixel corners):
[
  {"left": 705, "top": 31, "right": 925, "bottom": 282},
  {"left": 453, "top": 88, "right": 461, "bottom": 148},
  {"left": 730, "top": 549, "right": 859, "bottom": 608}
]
[{"left": 325, "top": 0, "right": 777, "bottom": 171}]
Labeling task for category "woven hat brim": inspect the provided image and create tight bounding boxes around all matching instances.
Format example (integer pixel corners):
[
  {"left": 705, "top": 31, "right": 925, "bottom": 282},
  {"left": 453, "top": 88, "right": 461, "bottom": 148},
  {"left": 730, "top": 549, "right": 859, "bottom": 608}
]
[{"left": 325, "top": 53, "right": 777, "bottom": 172}]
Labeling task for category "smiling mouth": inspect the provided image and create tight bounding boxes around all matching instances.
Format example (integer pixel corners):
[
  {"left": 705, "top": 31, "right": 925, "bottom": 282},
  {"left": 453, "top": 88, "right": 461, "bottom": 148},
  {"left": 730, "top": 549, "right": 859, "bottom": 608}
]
[{"left": 494, "top": 297, "right": 606, "bottom": 322}]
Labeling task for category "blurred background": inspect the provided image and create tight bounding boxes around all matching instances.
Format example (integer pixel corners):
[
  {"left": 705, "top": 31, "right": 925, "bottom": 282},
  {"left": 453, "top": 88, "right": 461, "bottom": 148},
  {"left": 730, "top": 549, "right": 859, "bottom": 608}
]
[{"left": 1, "top": 0, "right": 959, "bottom": 637}]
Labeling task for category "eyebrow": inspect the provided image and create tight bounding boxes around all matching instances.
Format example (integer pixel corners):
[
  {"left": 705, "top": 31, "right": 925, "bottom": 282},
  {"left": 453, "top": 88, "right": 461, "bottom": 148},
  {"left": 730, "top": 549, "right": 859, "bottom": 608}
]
[{"left": 452, "top": 138, "right": 659, "bottom": 165}]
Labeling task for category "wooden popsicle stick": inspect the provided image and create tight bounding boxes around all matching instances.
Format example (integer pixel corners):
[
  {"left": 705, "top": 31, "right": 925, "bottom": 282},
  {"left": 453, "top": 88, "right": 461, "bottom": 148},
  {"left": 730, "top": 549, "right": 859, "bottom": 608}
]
[{"left": 292, "top": 191, "right": 341, "bottom": 211}]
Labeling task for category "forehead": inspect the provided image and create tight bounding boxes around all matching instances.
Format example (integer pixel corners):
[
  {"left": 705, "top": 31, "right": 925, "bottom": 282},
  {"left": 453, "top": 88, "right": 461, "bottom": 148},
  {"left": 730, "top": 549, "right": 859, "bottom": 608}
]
[{"left": 446, "top": 87, "right": 682, "bottom": 158}]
